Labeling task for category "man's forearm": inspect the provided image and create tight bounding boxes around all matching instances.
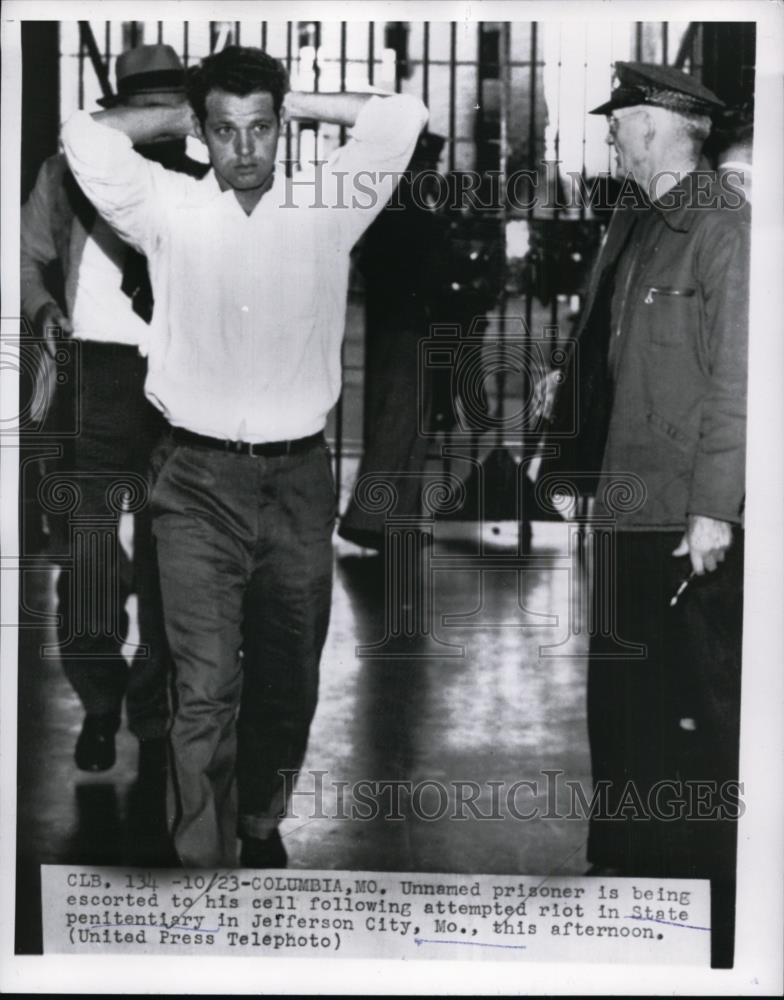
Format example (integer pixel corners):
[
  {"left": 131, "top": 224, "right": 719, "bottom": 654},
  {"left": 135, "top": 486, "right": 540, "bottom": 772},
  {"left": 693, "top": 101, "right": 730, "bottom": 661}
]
[
  {"left": 94, "top": 92, "right": 390, "bottom": 137},
  {"left": 283, "top": 91, "right": 374, "bottom": 128},
  {"left": 93, "top": 104, "right": 193, "bottom": 145}
]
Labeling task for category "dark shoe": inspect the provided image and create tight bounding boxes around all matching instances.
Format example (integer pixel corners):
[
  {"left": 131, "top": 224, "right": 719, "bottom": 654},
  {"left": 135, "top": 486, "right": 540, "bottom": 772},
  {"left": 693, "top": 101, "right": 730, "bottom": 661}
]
[
  {"left": 75, "top": 714, "right": 119, "bottom": 772},
  {"left": 240, "top": 830, "right": 288, "bottom": 869}
]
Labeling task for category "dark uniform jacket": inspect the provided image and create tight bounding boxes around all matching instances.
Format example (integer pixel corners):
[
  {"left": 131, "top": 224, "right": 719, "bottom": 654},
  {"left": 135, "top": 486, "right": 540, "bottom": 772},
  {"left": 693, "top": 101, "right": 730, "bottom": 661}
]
[{"left": 547, "top": 167, "right": 750, "bottom": 530}]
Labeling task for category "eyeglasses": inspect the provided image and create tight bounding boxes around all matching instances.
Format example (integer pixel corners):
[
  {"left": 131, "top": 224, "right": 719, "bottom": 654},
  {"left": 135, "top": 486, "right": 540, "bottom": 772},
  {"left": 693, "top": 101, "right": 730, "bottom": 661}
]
[{"left": 607, "top": 107, "right": 645, "bottom": 137}]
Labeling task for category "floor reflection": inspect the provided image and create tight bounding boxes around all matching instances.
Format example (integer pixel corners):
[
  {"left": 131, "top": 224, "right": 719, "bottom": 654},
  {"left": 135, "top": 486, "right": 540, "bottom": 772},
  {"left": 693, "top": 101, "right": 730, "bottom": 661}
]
[{"left": 15, "top": 522, "right": 591, "bottom": 953}]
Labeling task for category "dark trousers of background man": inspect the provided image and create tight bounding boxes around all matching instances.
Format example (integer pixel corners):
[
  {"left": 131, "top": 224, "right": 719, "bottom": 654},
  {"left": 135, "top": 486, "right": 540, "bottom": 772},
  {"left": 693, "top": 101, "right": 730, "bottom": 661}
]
[
  {"left": 339, "top": 295, "right": 432, "bottom": 543},
  {"left": 586, "top": 530, "right": 744, "bottom": 968},
  {"left": 52, "top": 342, "right": 170, "bottom": 741},
  {"left": 151, "top": 440, "right": 336, "bottom": 868}
]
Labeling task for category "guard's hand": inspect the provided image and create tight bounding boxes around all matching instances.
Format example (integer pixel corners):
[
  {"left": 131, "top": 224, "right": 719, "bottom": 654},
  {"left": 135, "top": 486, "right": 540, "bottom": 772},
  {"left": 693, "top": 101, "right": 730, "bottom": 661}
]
[
  {"left": 33, "top": 301, "right": 72, "bottom": 357},
  {"left": 672, "top": 514, "right": 733, "bottom": 575}
]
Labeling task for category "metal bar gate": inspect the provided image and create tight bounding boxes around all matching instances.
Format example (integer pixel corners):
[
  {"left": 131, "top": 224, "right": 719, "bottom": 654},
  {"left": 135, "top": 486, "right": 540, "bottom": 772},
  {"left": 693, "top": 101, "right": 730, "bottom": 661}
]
[{"left": 48, "top": 18, "right": 753, "bottom": 531}]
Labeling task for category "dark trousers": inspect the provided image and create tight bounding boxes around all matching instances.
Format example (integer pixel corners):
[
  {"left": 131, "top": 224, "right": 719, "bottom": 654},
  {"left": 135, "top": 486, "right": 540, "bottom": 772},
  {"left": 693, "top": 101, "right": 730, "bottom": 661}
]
[
  {"left": 151, "top": 440, "right": 335, "bottom": 868},
  {"left": 340, "top": 304, "right": 431, "bottom": 536},
  {"left": 51, "top": 342, "right": 169, "bottom": 739},
  {"left": 586, "top": 529, "right": 744, "bottom": 965}
]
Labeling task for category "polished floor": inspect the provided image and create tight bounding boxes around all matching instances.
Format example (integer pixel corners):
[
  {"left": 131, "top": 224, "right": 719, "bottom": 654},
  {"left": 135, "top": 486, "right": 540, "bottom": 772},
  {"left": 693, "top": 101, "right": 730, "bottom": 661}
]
[
  {"left": 13, "top": 291, "right": 738, "bottom": 966},
  {"left": 14, "top": 509, "right": 591, "bottom": 954}
]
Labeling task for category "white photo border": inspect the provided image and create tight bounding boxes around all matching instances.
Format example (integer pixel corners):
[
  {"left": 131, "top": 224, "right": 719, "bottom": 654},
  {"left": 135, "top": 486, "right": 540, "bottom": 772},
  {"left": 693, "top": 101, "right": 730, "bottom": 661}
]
[{"left": 1, "top": 0, "right": 782, "bottom": 994}]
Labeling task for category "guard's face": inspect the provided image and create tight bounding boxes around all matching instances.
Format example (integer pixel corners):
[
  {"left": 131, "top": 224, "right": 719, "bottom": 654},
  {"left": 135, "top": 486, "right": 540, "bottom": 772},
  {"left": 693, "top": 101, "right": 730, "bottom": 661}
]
[
  {"left": 606, "top": 107, "right": 648, "bottom": 180},
  {"left": 196, "top": 89, "right": 280, "bottom": 193},
  {"left": 125, "top": 92, "right": 186, "bottom": 109},
  {"left": 125, "top": 91, "right": 188, "bottom": 144}
]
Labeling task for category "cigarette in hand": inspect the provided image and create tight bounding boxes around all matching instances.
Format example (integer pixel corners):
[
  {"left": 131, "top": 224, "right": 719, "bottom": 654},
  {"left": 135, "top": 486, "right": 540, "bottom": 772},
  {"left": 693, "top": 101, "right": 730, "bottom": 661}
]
[{"left": 670, "top": 572, "right": 695, "bottom": 607}]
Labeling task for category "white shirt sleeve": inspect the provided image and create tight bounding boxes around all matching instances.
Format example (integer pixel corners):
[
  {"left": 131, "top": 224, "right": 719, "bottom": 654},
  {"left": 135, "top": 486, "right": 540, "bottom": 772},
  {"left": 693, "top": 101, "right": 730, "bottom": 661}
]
[
  {"left": 60, "top": 110, "right": 189, "bottom": 257},
  {"left": 322, "top": 94, "right": 429, "bottom": 248}
]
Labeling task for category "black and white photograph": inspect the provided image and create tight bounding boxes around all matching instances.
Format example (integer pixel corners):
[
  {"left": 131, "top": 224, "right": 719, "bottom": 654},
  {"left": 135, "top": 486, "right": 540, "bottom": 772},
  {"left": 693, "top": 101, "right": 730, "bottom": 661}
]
[{"left": 1, "top": 0, "right": 782, "bottom": 994}]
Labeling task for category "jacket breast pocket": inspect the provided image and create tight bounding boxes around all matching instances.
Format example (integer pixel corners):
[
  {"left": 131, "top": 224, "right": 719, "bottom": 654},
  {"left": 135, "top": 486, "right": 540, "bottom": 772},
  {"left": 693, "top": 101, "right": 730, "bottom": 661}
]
[{"left": 643, "top": 286, "right": 697, "bottom": 346}]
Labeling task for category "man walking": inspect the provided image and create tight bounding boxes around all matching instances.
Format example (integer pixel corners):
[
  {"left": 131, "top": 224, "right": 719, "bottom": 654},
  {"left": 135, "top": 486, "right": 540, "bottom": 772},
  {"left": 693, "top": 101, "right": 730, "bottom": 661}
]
[
  {"left": 61, "top": 45, "right": 427, "bottom": 868},
  {"left": 546, "top": 62, "right": 749, "bottom": 966},
  {"left": 22, "top": 44, "right": 206, "bottom": 777}
]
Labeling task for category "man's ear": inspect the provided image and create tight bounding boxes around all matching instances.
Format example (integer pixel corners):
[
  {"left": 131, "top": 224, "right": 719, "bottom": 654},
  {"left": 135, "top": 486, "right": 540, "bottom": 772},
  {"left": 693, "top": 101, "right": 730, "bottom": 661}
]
[
  {"left": 279, "top": 92, "right": 290, "bottom": 127},
  {"left": 192, "top": 112, "right": 206, "bottom": 144}
]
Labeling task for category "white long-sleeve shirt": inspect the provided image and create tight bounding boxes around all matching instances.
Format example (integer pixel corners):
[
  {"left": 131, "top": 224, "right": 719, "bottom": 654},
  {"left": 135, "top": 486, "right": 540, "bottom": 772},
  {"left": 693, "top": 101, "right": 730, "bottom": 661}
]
[
  {"left": 61, "top": 94, "right": 428, "bottom": 442},
  {"left": 20, "top": 153, "right": 154, "bottom": 348}
]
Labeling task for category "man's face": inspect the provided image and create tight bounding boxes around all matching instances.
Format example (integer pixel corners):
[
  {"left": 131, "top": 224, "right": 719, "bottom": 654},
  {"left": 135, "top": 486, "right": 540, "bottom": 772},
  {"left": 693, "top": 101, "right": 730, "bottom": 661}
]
[
  {"left": 125, "top": 92, "right": 186, "bottom": 109},
  {"left": 195, "top": 89, "right": 280, "bottom": 193},
  {"left": 606, "top": 107, "right": 649, "bottom": 181}
]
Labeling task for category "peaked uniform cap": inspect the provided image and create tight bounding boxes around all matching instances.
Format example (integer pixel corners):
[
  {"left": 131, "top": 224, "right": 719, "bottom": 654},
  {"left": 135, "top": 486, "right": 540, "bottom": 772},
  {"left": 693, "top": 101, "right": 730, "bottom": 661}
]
[
  {"left": 97, "top": 43, "right": 186, "bottom": 107},
  {"left": 589, "top": 61, "right": 725, "bottom": 117}
]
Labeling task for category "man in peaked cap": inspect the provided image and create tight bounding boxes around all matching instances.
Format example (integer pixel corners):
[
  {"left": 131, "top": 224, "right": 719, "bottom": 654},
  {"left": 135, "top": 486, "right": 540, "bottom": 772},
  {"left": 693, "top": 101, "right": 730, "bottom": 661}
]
[
  {"left": 545, "top": 62, "right": 749, "bottom": 966},
  {"left": 21, "top": 45, "right": 206, "bottom": 810}
]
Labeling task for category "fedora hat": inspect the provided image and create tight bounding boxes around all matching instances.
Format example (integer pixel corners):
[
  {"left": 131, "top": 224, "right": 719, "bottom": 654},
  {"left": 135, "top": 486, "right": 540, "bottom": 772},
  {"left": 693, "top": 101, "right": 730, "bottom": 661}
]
[{"left": 97, "top": 43, "right": 186, "bottom": 108}]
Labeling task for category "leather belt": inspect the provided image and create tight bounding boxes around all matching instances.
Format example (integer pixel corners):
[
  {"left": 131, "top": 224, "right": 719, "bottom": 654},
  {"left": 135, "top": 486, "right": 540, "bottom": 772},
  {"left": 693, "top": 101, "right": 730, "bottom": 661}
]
[{"left": 172, "top": 427, "right": 324, "bottom": 458}]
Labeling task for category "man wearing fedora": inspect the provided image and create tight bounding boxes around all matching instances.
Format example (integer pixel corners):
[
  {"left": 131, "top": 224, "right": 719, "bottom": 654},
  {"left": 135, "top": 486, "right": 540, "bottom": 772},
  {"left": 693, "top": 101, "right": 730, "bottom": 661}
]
[
  {"left": 546, "top": 62, "right": 749, "bottom": 965},
  {"left": 21, "top": 44, "right": 207, "bottom": 784}
]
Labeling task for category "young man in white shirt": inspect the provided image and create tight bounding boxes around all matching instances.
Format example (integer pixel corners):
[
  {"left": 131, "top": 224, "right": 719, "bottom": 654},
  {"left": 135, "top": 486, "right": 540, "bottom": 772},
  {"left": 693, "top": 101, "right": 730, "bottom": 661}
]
[{"left": 62, "top": 45, "right": 428, "bottom": 868}]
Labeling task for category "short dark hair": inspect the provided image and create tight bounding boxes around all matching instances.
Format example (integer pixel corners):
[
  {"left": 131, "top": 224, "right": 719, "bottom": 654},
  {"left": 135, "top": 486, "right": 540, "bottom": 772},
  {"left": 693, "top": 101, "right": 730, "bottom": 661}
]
[{"left": 187, "top": 46, "right": 289, "bottom": 125}]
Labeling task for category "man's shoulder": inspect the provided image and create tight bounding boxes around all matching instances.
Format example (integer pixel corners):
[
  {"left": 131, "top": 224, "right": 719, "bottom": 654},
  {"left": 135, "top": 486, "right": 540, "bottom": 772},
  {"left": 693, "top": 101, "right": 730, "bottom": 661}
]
[
  {"left": 685, "top": 175, "right": 751, "bottom": 275},
  {"left": 690, "top": 169, "right": 751, "bottom": 226},
  {"left": 657, "top": 170, "right": 750, "bottom": 248},
  {"left": 26, "top": 152, "right": 87, "bottom": 227},
  {"left": 31, "top": 152, "right": 69, "bottom": 191},
  {"left": 692, "top": 186, "right": 751, "bottom": 240},
  {"left": 31, "top": 152, "right": 97, "bottom": 207}
]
